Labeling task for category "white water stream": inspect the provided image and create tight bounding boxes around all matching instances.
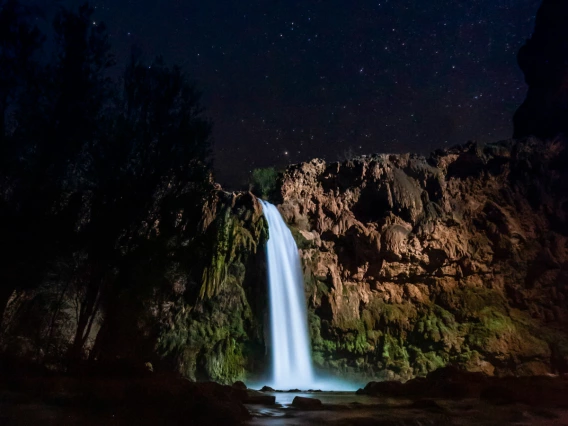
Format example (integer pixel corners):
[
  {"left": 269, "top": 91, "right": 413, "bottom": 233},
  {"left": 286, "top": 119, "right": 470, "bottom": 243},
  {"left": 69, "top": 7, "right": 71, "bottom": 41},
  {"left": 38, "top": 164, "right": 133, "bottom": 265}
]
[
  {"left": 260, "top": 200, "right": 315, "bottom": 389},
  {"left": 259, "top": 200, "right": 359, "bottom": 391}
]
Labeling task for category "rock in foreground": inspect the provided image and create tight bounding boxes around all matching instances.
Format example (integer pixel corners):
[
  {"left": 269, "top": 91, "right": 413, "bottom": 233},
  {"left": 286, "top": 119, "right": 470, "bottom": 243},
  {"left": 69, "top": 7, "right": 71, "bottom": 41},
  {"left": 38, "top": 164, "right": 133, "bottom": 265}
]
[
  {"left": 243, "top": 390, "right": 276, "bottom": 405},
  {"left": 0, "top": 370, "right": 250, "bottom": 425},
  {"left": 232, "top": 380, "right": 247, "bottom": 390},
  {"left": 292, "top": 396, "right": 323, "bottom": 409},
  {"left": 359, "top": 366, "right": 568, "bottom": 408},
  {"left": 260, "top": 385, "right": 275, "bottom": 392}
]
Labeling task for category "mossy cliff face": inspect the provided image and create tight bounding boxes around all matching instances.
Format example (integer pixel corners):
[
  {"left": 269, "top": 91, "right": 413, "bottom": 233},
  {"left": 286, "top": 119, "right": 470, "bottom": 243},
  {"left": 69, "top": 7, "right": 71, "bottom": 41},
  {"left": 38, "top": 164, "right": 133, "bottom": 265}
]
[
  {"left": 279, "top": 138, "right": 568, "bottom": 381},
  {"left": 0, "top": 190, "right": 269, "bottom": 384},
  {"left": 156, "top": 191, "right": 269, "bottom": 383}
]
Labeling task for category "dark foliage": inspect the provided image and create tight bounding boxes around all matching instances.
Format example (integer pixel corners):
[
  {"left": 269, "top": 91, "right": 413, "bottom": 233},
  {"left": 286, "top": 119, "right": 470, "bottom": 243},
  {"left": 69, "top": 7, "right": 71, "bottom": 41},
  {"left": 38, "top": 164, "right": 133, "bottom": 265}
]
[
  {"left": 0, "top": 1, "right": 213, "bottom": 366},
  {"left": 249, "top": 167, "right": 280, "bottom": 201},
  {"left": 513, "top": 0, "right": 568, "bottom": 139}
]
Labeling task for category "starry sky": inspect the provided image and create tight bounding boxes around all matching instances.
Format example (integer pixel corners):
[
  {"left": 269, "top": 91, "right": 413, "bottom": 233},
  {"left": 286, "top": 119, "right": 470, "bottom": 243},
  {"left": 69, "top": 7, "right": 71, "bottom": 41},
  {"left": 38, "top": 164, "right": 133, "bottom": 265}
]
[{"left": 47, "top": 0, "right": 540, "bottom": 187}]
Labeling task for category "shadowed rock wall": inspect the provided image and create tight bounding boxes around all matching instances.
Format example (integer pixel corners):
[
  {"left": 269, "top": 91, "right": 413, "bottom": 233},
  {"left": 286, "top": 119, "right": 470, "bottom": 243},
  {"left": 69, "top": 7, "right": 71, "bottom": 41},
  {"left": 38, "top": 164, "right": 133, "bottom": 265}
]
[
  {"left": 514, "top": 0, "right": 568, "bottom": 139},
  {"left": 0, "top": 191, "right": 269, "bottom": 384}
]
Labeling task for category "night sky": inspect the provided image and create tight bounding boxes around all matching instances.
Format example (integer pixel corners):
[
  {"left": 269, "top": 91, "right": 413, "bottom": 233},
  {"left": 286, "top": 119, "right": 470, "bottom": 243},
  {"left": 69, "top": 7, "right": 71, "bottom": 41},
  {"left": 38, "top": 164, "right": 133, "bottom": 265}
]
[{"left": 44, "top": 0, "right": 540, "bottom": 186}]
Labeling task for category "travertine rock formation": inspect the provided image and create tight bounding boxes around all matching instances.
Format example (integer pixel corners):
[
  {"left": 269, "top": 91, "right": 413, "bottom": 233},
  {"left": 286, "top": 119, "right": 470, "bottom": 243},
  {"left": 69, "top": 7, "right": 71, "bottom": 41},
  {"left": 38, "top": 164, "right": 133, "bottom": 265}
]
[
  {"left": 279, "top": 137, "right": 568, "bottom": 381},
  {"left": 3, "top": 138, "right": 567, "bottom": 384}
]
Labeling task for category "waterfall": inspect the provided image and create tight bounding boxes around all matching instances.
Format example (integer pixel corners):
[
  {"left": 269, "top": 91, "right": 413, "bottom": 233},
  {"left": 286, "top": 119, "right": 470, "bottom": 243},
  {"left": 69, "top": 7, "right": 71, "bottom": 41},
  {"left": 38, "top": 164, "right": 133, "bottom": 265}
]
[{"left": 260, "top": 200, "right": 315, "bottom": 390}]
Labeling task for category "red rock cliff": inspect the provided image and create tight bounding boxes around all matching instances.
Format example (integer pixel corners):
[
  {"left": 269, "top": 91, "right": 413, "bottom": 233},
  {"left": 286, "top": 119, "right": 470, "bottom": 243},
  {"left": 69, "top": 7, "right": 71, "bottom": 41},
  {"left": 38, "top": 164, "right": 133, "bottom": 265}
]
[{"left": 278, "top": 137, "right": 568, "bottom": 381}]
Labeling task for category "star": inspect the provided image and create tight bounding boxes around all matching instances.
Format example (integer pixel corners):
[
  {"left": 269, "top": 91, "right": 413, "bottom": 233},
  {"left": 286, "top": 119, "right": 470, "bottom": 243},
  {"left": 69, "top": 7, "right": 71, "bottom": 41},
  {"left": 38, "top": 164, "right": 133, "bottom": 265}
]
[{"left": 78, "top": 0, "right": 541, "bottom": 187}]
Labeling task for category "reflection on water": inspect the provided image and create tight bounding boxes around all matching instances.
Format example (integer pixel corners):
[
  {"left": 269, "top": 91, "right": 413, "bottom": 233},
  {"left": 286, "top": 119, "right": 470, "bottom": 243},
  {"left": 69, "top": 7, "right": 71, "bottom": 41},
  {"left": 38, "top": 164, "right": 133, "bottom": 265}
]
[
  {"left": 246, "top": 391, "right": 411, "bottom": 425},
  {"left": 262, "top": 391, "right": 379, "bottom": 406},
  {"left": 245, "top": 391, "right": 568, "bottom": 426}
]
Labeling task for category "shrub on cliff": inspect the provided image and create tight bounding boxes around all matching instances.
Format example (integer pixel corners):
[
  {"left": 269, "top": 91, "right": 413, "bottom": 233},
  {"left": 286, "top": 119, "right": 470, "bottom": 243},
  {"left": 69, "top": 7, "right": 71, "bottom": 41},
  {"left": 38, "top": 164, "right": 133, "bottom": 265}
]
[{"left": 249, "top": 167, "right": 280, "bottom": 200}]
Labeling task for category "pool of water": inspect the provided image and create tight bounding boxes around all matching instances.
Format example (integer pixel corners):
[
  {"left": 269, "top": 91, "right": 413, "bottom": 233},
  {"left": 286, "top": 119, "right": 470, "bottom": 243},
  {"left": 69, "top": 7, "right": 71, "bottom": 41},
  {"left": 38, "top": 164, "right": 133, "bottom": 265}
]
[
  {"left": 259, "top": 391, "right": 383, "bottom": 406},
  {"left": 245, "top": 391, "right": 413, "bottom": 425},
  {"left": 245, "top": 391, "right": 568, "bottom": 426}
]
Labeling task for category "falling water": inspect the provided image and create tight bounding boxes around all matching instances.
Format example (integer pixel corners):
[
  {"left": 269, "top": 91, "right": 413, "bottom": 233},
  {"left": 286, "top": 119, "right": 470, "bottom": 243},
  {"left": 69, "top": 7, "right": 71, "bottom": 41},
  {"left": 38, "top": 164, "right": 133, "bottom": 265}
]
[{"left": 260, "top": 200, "right": 315, "bottom": 390}]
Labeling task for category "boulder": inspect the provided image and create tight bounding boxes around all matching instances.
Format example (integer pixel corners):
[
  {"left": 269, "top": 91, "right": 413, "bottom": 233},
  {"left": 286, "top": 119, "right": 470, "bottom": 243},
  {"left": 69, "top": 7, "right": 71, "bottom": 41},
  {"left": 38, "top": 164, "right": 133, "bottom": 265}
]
[
  {"left": 232, "top": 381, "right": 247, "bottom": 390},
  {"left": 260, "top": 385, "right": 275, "bottom": 392},
  {"left": 0, "top": 372, "right": 251, "bottom": 425},
  {"left": 292, "top": 396, "right": 323, "bottom": 409},
  {"left": 243, "top": 390, "right": 276, "bottom": 405},
  {"left": 361, "top": 381, "right": 406, "bottom": 396}
]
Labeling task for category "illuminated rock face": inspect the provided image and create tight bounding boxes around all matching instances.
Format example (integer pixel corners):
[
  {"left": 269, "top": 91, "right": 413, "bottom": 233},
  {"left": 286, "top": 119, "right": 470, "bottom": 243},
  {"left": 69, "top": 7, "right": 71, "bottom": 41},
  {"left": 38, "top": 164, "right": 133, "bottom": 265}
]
[
  {"left": 514, "top": 0, "right": 568, "bottom": 140},
  {"left": 278, "top": 138, "right": 568, "bottom": 381}
]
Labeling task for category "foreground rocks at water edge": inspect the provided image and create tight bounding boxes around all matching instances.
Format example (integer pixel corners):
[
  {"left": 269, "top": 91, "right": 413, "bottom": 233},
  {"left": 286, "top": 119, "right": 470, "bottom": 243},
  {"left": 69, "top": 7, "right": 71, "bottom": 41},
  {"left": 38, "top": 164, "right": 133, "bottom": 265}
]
[
  {"left": 260, "top": 385, "right": 276, "bottom": 392},
  {"left": 358, "top": 366, "right": 568, "bottom": 408},
  {"left": 243, "top": 390, "right": 276, "bottom": 405},
  {"left": 292, "top": 396, "right": 323, "bottom": 409},
  {"left": 0, "top": 366, "right": 250, "bottom": 425}
]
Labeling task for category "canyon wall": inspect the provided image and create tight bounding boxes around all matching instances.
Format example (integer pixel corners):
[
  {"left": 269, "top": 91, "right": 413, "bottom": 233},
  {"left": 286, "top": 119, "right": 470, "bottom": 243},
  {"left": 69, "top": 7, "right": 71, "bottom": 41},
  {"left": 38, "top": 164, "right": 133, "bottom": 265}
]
[
  {"left": 0, "top": 191, "right": 269, "bottom": 384},
  {"left": 3, "top": 138, "right": 568, "bottom": 384},
  {"left": 279, "top": 137, "right": 568, "bottom": 381}
]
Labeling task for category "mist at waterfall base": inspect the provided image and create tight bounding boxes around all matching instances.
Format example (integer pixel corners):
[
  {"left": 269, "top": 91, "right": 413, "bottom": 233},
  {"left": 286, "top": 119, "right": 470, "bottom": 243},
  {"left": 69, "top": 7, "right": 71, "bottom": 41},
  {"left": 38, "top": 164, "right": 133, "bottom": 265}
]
[{"left": 256, "top": 200, "right": 359, "bottom": 392}]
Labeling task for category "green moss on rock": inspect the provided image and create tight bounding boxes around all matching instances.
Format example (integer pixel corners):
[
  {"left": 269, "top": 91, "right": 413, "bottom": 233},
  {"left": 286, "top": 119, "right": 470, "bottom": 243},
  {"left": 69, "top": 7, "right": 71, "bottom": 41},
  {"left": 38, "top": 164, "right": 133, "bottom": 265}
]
[{"left": 156, "top": 193, "right": 268, "bottom": 384}]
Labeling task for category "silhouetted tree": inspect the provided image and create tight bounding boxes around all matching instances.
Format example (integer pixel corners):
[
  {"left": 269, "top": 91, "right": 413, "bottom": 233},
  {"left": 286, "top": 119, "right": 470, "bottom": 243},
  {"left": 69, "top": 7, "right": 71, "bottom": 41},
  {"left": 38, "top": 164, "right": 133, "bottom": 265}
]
[
  {"left": 0, "top": 0, "right": 43, "bottom": 151},
  {"left": 69, "top": 52, "right": 213, "bottom": 361},
  {"left": 83, "top": 51, "right": 213, "bottom": 361},
  {"left": 514, "top": 0, "right": 568, "bottom": 139},
  {"left": 0, "top": 1, "right": 214, "bottom": 367},
  {"left": 0, "top": 0, "right": 45, "bottom": 325},
  {"left": 1, "top": 2, "right": 115, "bottom": 332}
]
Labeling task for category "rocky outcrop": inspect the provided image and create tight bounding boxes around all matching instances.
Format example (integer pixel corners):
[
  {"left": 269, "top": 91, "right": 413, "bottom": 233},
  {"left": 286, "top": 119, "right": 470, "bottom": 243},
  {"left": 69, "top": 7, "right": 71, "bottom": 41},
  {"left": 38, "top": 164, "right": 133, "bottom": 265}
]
[
  {"left": 292, "top": 396, "right": 323, "bottom": 409},
  {"left": 0, "top": 191, "right": 269, "bottom": 384},
  {"left": 514, "top": 0, "right": 568, "bottom": 139},
  {"left": 279, "top": 137, "right": 568, "bottom": 381}
]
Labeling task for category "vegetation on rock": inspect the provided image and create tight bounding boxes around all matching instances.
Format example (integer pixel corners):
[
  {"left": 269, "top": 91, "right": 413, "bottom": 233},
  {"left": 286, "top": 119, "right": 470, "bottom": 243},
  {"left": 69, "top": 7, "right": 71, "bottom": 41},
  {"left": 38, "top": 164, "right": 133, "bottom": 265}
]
[
  {"left": 156, "top": 193, "right": 268, "bottom": 383},
  {"left": 249, "top": 167, "right": 281, "bottom": 201}
]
